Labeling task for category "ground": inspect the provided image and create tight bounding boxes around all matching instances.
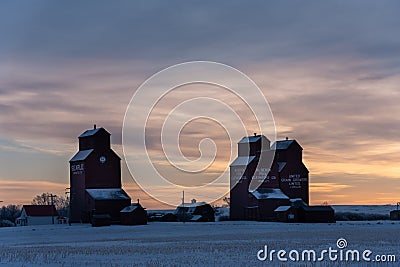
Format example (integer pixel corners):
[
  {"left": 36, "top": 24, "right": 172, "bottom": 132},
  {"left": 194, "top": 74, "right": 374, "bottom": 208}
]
[{"left": 0, "top": 220, "right": 399, "bottom": 266}]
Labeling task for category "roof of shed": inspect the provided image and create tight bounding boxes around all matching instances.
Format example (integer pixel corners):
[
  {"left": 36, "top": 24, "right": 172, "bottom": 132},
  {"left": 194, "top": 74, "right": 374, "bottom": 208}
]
[
  {"left": 86, "top": 188, "right": 131, "bottom": 201},
  {"left": 250, "top": 188, "right": 289, "bottom": 200},
  {"left": 274, "top": 206, "right": 292, "bottom": 212},
  {"left": 120, "top": 203, "right": 144, "bottom": 213}
]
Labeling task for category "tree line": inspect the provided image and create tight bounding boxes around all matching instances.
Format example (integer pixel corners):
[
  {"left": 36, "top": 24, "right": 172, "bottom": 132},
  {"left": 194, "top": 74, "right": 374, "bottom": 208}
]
[{"left": 0, "top": 192, "right": 69, "bottom": 226}]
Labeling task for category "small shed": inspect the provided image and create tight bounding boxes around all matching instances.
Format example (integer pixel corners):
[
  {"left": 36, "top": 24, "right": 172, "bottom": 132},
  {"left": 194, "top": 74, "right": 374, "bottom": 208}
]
[
  {"left": 120, "top": 203, "right": 147, "bottom": 225},
  {"left": 85, "top": 188, "right": 131, "bottom": 222},
  {"left": 16, "top": 205, "right": 59, "bottom": 226},
  {"left": 390, "top": 202, "right": 400, "bottom": 220},
  {"left": 299, "top": 205, "right": 335, "bottom": 223},
  {"left": 274, "top": 206, "right": 296, "bottom": 222},
  {"left": 175, "top": 199, "right": 215, "bottom": 222},
  {"left": 248, "top": 188, "right": 291, "bottom": 221}
]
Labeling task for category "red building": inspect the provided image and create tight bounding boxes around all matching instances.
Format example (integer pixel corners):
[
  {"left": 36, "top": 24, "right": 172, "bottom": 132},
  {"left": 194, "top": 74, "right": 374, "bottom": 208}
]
[
  {"left": 69, "top": 126, "right": 131, "bottom": 223},
  {"left": 230, "top": 134, "right": 309, "bottom": 221}
]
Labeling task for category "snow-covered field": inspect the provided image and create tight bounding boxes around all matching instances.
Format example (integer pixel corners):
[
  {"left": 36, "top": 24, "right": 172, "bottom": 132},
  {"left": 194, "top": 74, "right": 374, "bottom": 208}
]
[{"left": 1, "top": 220, "right": 399, "bottom": 266}]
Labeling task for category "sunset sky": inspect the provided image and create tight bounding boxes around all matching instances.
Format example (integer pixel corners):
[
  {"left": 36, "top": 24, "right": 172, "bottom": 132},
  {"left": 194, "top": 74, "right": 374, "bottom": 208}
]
[{"left": 1, "top": 1, "right": 400, "bottom": 208}]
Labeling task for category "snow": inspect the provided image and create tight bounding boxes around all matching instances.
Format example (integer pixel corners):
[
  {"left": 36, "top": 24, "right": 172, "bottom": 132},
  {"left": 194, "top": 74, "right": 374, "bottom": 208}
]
[
  {"left": 69, "top": 149, "right": 94, "bottom": 162},
  {"left": 120, "top": 205, "right": 138, "bottom": 213},
  {"left": 274, "top": 206, "right": 291, "bottom": 212},
  {"left": 271, "top": 140, "right": 294, "bottom": 150},
  {"left": 79, "top": 128, "right": 101, "bottom": 138},
  {"left": 238, "top": 136, "right": 261, "bottom": 143},
  {"left": 0, "top": 220, "right": 399, "bottom": 266},
  {"left": 250, "top": 188, "right": 289, "bottom": 200},
  {"left": 85, "top": 188, "right": 130, "bottom": 200}
]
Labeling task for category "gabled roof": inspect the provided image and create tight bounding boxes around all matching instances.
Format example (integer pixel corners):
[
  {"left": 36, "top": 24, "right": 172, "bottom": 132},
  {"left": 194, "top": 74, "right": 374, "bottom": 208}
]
[
  {"left": 230, "top": 156, "right": 256, "bottom": 167},
  {"left": 23, "top": 205, "right": 58, "bottom": 217},
  {"left": 250, "top": 188, "right": 289, "bottom": 200},
  {"left": 86, "top": 188, "right": 131, "bottom": 201},
  {"left": 238, "top": 135, "right": 261, "bottom": 143},
  {"left": 69, "top": 149, "right": 94, "bottom": 162},
  {"left": 79, "top": 127, "right": 110, "bottom": 138},
  {"left": 271, "top": 140, "right": 294, "bottom": 150}
]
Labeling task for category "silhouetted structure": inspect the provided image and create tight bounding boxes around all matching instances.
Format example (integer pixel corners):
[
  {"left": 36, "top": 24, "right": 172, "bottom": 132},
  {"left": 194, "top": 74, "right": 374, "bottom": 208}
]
[
  {"left": 120, "top": 202, "right": 147, "bottom": 225},
  {"left": 175, "top": 199, "right": 215, "bottom": 222},
  {"left": 230, "top": 134, "right": 334, "bottom": 222},
  {"left": 16, "top": 205, "right": 59, "bottom": 226},
  {"left": 275, "top": 199, "right": 335, "bottom": 223},
  {"left": 69, "top": 126, "right": 131, "bottom": 223},
  {"left": 390, "top": 202, "right": 400, "bottom": 220}
]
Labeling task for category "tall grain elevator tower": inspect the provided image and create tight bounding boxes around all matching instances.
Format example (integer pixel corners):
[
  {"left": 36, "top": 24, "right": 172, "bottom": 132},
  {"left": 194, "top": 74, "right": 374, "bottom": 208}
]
[
  {"left": 230, "top": 134, "right": 309, "bottom": 221},
  {"left": 69, "top": 125, "right": 130, "bottom": 223}
]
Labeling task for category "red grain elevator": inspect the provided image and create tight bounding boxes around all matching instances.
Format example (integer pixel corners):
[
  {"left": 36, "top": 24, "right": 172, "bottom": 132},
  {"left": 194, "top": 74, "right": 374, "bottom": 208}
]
[
  {"left": 69, "top": 125, "right": 131, "bottom": 223},
  {"left": 230, "top": 134, "right": 309, "bottom": 221}
]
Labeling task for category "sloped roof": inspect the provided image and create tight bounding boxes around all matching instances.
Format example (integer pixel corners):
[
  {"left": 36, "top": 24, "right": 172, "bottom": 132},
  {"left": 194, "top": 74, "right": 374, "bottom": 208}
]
[
  {"left": 238, "top": 135, "right": 261, "bottom": 143},
  {"left": 23, "top": 205, "right": 58, "bottom": 217},
  {"left": 79, "top": 127, "right": 110, "bottom": 138},
  {"left": 230, "top": 156, "right": 256, "bottom": 167},
  {"left": 69, "top": 149, "right": 94, "bottom": 162},
  {"left": 271, "top": 140, "right": 294, "bottom": 150},
  {"left": 274, "top": 206, "right": 292, "bottom": 212},
  {"left": 86, "top": 189, "right": 131, "bottom": 201},
  {"left": 120, "top": 203, "right": 144, "bottom": 213},
  {"left": 79, "top": 128, "right": 101, "bottom": 138},
  {"left": 250, "top": 188, "right": 289, "bottom": 200}
]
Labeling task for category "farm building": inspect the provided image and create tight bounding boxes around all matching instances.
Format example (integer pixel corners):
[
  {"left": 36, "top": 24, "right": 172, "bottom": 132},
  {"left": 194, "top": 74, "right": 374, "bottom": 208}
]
[
  {"left": 230, "top": 134, "right": 334, "bottom": 222},
  {"left": 390, "top": 203, "right": 400, "bottom": 220},
  {"left": 275, "top": 199, "right": 335, "bottom": 223},
  {"left": 175, "top": 199, "right": 215, "bottom": 222},
  {"left": 69, "top": 126, "right": 132, "bottom": 223},
  {"left": 120, "top": 202, "right": 147, "bottom": 225},
  {"left": 16, "top": 205, "right": 62, "bottom": 226}
]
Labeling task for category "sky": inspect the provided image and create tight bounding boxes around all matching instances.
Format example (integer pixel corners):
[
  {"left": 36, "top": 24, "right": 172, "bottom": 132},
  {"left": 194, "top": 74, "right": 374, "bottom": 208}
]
[{"left": 1, "top": 1, "right": 400, "bottom": 208}]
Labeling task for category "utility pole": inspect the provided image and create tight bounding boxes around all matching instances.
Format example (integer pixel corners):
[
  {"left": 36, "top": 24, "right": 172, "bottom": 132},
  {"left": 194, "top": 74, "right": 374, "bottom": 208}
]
[
  {"left": 182, "top": 190, "right": 185, "bottom": 223},
  {"left": 65, "top": 188, "right": 71, "bottom": 226},
  {"left": 48, "top": 194, "right": 56, "bottom": 224}
]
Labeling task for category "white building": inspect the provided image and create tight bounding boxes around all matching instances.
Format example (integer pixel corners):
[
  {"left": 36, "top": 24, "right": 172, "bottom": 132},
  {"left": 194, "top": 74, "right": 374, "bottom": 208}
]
[{"left": 16, "top": 205, "right": 62, "bottom": 226}]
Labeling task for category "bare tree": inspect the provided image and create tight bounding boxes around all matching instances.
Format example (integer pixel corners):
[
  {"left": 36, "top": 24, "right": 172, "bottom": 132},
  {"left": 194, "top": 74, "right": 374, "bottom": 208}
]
[
  {"left": 222, "top": 197, "right": 230, "bottom": 207},
  {"left": 31, "top": 192, "right": 69, "bottom": 216},
  {"left": 0, "top": 204, "right": 22, "bottom": 223}
]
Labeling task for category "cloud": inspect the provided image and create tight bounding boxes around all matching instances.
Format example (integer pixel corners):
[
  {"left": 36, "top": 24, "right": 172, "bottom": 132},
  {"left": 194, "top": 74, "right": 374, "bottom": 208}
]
[{"left": 1, "top": 1, "right": 400, "bottom": 205}]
